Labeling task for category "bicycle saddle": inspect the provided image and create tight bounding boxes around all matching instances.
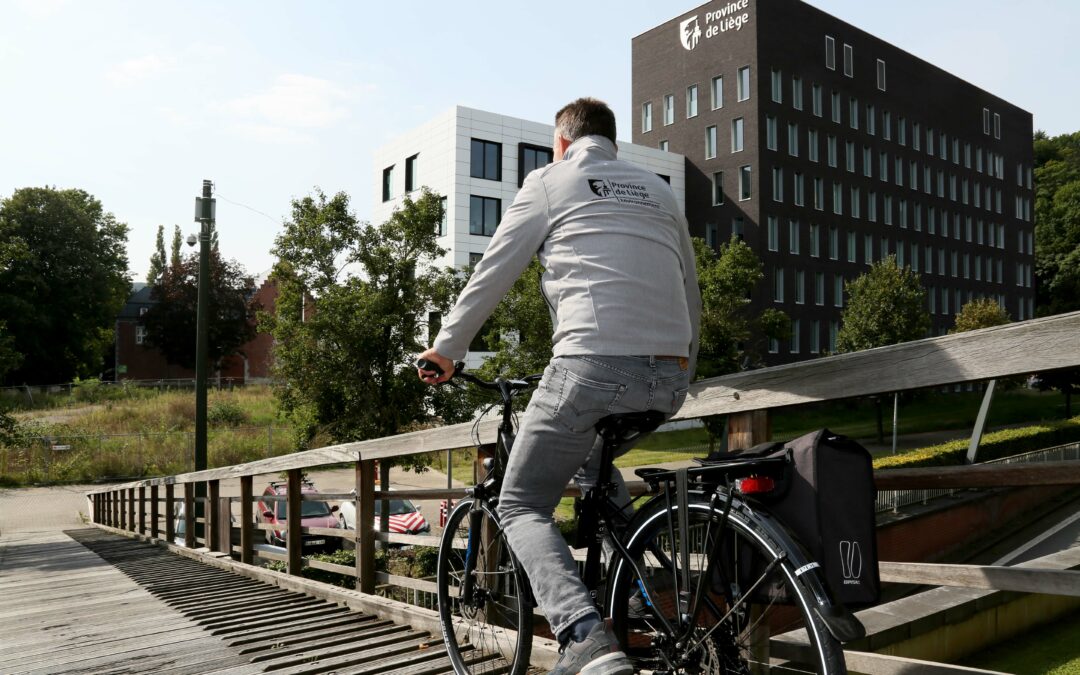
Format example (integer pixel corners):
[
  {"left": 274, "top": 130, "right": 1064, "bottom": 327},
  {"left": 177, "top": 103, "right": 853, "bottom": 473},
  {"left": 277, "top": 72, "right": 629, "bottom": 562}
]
[{"left": 596, "top": 411, "right": 666, "bottom": 442}]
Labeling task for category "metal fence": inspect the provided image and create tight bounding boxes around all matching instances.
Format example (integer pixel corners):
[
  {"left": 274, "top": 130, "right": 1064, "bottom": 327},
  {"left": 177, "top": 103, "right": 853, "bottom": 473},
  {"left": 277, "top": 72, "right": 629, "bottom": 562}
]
[
  {"left": 874, "top": 441, "right": 1080, "bottom": 513},
  {"left": 1, "top": 378, "right": 251, "bottom": 410}
]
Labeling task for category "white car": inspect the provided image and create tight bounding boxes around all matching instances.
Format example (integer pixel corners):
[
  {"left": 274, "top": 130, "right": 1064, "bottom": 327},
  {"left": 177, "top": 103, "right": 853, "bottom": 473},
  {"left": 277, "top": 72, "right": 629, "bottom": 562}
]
[{"left": 338, "top": 489, "right": 431, "bottom": 535}]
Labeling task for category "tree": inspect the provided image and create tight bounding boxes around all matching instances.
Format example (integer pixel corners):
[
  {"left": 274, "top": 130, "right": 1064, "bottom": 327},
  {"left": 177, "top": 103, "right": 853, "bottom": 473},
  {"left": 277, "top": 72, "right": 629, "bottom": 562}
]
[
  {"left": 141, "top": 251, "right": 259, "bottom": 370},
  {"left": 170, "top": 224, "right": 183, "bottom": 270},
  {"left": 0, "top": 187, "right": 130, "bottom": 385},
  {"left": 263, "top": 188, "right": 465, "bottom": 457},
  {"left": 837, "top": 255, "right": 931, "bottom": 442},
  {"left": 951, "top": 297, "right": 1010, "bottom": 334},
  {"left": 147, "top": 224, "right": 167, "bottom": 285}
]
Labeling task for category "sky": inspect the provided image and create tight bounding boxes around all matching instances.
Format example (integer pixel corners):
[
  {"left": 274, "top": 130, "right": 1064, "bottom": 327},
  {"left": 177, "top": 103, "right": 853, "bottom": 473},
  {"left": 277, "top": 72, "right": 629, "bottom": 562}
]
[{"left": 2, "top": 0, "right": 1077, "bottom": 284}]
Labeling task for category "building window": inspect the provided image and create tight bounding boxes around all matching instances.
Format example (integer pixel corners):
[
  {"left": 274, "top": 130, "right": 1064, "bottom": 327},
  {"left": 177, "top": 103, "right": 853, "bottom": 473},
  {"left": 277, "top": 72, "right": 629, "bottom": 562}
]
[
  {"left": 737, "top": 66, "right": 751, "bottom": 101},
  {"left": 663, "top": 94, "right": 674, "bottom": 125},
  {"left": 768, "top": 216, "right": 779, "bottom": 251},
  {"left": 816, "top": 271, "right": 825, "bottom": 305},
  {"left": 898, "top": 116, "right": 907, "bottom": 146},
  {"left": 843, "top": 43, "right": 854, "bottom": 77},
  {"left": 850, "top": 187, "right": 861, "bottom": 219},
  {"left": 867, "top": 105, "right": 876, "bottom": 136},
  {"left": 864, "top": 233, "right": 874, "bottom": 264},
  {"left": 845, "top": 140, "right": 855, "bottom": 172},
  {"left": 792, "top": 77, "right": 803, "bottom": 110},
  {"left": 913, "top": 122, "right": 921, "bottom": 151},
  {"left": 811, "top": 320, "right": 821, "bottom": 353},
  {"left": 791, "top": 319, "right": 801, "bottom": 354},
  {"left": 518, "top": 144, "right": 552, "bottom": 187},
  {"left": 879, "top": 152, "right": 888, "bottom": 181},
  {"left": 642, "top": 102, "right": 653, "bottom": 133},
  {"left": 884, "top": 194, "right": 893, "bottom": 225},
  {"left": 706, "top": 223, "right": 719, "bottom": 248},
  {"left": 876, "top": 59, "right": 886, "bottom": 91},
  {"left": 810, "top": 223, "right": 821, "bottom": 258},
  {"left": 813, "top": 177, "right": 824, "bottom": 210},
  {"left": 470, "top": 139, "right": 502, "bottom": 181},
  {"left": 983, "top": 108, "right": 990, "bottom": 135},
  {"left": 868, "top": 190, "right": 877, "bottom": 222},
  {"left": 790, "top": 219, "right": 801, "bottom": 254},
  {"left": 712, "top": 171, "right": 724, "bottom": 206},
  {"left": 812, "top": 83, "right": 822, "bottom": 117},
  {"left": 405, "top": 154, "right": 419, "bottom": 192},
  {"left": 469, "top": 195, "right": 501, "bottom": 236},
  {"left": 766, "top": 116, "right": 777, "bottom": 151},
  {"left": 833, "top": 182, "right": 843, "bottom": 215},
  {"left": 831, "top": 90, "right": 841, "bottom": 124},
  {"left": 834, "top": 275, "right": 844, "bottom": 307},
  {"left": 381, "top": 165, "right": 394, "bottom": 202},
  {"left": 773, "top": 268, "right": 784, "bottom": 303},
  {"left": 706, "top": 125, "right": 718, "bottom": 159},
  {"left": 739, "top": 165, "right": 752, "bottom": 200},
  {"left": 135, "top": 325, "right": 147, "bottom": 345},
  {"left": 659, "top": 140, "right": 669, "bottom": 151},
  {"left": 788, "top": 123, "right": 799, "bottom": 157},
  {"left": 847, "top": 231, "right": 857, "bottom": 262},
  {"left": 711, "top": 75, "right": 723, "bottom": 109},
  {"left": 829, "top": 225, "right": 839, "bottom": 259},
  {"left": 438, "top": 197, "right": 447, "bottom": 237},
  {"left": 863, "top": 145, "right": 872, "bottom": 177},
  {"left": 883, "top": 110, "right": 892, "bottom": 141},
  {"left": 848, "top": 97, "right": 859, "bottom": 130},
  {"left": 469, "top": 252, "right": 483, "bottom": 268},
  {"left": 993, "top": 112, "right": 1001, "bottom": 139},
  {"left": 771, "top": 69, "right": 783, "bottom": 103},
  {"left": 732, "top": 118, "right": 744, "bottom": 152},
  {"left": 732, "top": 217, "right": 745, "bottom": 240},
  {"left": 808, "top": 129, "right": 819, "bottom": 162},
  {"left": 687, "top": 85, "right": 699, "bottom": 118},
  {"left": 796, "top": 271, "right": 805, "bottom": 304},
  {"left": 827, "top": 135, "right": 837, "bottom": 167},
  {"left": 825, "top": 35, "right": 836, "bottom": 70},
  {"left": 794, "top": 172, "right": 805, "bottom": 206},
  {"left": 772, "top": 166, "right": 784, "bottom": 202}
]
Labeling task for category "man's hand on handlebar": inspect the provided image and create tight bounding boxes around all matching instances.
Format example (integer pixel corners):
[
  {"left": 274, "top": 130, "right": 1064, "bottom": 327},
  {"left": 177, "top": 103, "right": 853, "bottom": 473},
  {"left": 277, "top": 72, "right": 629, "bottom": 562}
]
[{"left": 416, "top": 349, "right": 455, "bottom": 385}]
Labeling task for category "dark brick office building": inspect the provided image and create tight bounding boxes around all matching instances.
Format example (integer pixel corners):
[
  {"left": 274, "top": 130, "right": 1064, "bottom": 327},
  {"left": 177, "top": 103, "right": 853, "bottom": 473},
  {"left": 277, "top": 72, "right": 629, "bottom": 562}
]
[{"left": 633, "top": 0, "right": 1035, "bottom": 363}]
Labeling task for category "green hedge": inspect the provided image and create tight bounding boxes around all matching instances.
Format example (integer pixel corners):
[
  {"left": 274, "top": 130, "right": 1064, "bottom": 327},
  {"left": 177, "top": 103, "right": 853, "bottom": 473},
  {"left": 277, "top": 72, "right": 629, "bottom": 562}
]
[{"left": 874, "top": 416, "right": 1080, "bottom": 470}]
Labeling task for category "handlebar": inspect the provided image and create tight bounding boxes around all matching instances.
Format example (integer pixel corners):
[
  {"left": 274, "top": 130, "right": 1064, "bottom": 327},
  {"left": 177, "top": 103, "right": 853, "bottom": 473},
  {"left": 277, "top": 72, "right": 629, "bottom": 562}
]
[{"left": 416, "top": 358, "right": 541, "bottom": 392}]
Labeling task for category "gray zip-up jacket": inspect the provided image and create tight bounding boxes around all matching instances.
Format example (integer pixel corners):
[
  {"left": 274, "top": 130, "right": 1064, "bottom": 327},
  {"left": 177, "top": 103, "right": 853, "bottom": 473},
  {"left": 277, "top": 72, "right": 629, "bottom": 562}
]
[{"left": 433, "top": 135, "right": 701, "bottom": 373}]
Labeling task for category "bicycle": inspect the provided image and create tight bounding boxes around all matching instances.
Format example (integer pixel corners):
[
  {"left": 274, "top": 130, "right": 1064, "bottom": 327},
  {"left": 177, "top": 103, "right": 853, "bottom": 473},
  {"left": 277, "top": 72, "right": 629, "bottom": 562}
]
[{"left": 422, "top": 359, "right": 865, "bottom": 675}]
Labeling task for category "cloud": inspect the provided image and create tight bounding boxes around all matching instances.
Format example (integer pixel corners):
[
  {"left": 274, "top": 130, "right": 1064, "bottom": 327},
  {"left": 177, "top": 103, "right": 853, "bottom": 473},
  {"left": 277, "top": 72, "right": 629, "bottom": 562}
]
[
  {"left": 106, "top": 54, "right": 178, "bottom": 86},
  {"left": 13, "top": 0, "right": 68, "bottom": 18},
  {"left": 220, "top": 74, "right": 369, "bottom": 130},
  {"left": 231, "top": 123, "right": 313, "bottom": 145}
]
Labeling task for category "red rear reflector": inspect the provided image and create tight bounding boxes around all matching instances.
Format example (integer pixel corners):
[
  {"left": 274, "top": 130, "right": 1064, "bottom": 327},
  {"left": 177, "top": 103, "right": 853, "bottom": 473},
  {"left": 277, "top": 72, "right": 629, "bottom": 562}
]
[{"left": 736, "top": 476, "right": 775, "bottom": 494}]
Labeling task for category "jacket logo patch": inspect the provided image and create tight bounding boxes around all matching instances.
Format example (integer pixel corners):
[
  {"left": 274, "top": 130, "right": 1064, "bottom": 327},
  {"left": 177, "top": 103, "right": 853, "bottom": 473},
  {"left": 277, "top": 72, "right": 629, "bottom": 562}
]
[{"left": 586, "top": 179, "right": 662, "bottom": 209}]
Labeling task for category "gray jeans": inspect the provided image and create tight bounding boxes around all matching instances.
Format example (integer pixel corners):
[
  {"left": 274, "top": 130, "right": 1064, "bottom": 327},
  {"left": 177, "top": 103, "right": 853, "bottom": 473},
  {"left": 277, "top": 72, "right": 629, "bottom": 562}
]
[{"left": 497, "top": 355, "right": 690, "bottom": 637}]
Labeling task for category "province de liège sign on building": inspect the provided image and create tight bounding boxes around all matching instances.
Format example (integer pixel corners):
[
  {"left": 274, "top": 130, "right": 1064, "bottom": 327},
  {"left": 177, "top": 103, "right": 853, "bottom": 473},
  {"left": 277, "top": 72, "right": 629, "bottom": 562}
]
[{"left": 679, "top": 0, "right": 751, "bottom": 50}]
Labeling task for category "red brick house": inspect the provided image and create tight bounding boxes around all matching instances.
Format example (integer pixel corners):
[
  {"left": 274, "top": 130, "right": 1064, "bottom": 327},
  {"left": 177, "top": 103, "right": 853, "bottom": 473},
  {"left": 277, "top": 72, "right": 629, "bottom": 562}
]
[{"left": 114, "top": 276, "right": 279, "bottom": 383}]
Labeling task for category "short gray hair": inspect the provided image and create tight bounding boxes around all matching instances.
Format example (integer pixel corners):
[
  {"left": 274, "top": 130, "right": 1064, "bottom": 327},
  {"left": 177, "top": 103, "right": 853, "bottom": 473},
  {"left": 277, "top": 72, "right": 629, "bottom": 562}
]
[{"left": 555, "top": 97, "right": 616, "bottom": 144}]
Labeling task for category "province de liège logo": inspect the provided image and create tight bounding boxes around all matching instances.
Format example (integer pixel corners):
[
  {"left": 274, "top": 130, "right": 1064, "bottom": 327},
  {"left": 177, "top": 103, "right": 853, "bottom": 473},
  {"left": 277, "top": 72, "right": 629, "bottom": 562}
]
[{"left": 680, "top": 16, "right": 701, "bottom": 50}]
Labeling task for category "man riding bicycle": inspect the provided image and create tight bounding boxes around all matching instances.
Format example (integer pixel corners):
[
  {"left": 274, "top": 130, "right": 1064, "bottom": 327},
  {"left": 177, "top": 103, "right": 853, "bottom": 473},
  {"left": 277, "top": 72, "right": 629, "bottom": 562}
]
[{"left": 418, "top": 97, "right": 700, "bottom": 675}]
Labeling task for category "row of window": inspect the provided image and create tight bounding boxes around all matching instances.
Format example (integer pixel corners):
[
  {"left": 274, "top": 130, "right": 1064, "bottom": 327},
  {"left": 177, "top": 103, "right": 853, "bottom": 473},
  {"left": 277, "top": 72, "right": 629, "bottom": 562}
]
[
  {"left": 642, "top": 66, "right": 751, "bottom": 133},
  {"left": 382, "top": 154, "right": 420, "bottom": 202},
  {"left": 764, "top": 218, "right": 1016, "bottom": 284}
]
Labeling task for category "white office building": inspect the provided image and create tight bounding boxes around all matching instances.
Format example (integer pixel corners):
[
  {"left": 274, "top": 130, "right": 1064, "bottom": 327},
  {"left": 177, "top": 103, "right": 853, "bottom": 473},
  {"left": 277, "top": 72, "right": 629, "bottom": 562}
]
[{"left": 372, "top": 105, "right": 686, "bottom": 271}]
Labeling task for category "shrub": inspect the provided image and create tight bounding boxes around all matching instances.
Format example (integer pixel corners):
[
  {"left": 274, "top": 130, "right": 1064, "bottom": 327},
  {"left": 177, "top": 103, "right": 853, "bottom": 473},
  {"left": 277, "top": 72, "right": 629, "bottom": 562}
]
[
  {"left": 208, "top": 399, "right": 248, "bottom": 426},
  {"left": 874, "top": 415, "right": 1080, "bottom": 469}
]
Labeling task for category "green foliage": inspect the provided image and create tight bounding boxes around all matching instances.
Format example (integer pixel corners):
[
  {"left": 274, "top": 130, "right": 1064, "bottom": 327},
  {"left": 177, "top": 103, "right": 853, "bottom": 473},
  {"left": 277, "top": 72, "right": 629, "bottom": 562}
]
[
  {"left": 71, "top": 377, "right": 139, "bottom": 404},
  {"left": 951, "top": 297, "right": 1011, "bottom": 334},
  {"left": 147, "top": 224, "right": 167, "bottom": 285},
  {"left": 141, "top": 250, "right": 259, "bottom": 370},
  {"left": 169, "top": 224, "right": 183, "bottom": 269},
  {"left": 836, "top": 255, "right": 931, "bottom": 353},
  {"left": 873, "top": 415, "right": 1080, "bottom": 469},
  {"left": 1034, "top": 130, "right": 1080, "bottom": 318},
  {"left": 207, "top": 399, "right": 249, "bottom": 426},
  {"left": 0, "top": 187, "right": 131, "bottom": 384},
  {"left": 264, "top": 188, "right": 465, "bottom": 459}
]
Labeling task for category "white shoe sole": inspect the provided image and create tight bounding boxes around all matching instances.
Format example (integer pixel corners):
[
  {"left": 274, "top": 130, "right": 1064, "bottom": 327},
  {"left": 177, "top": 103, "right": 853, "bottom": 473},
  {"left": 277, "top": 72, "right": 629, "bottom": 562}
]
[{"left": 580, "top": 650, "right": 633, "bottom": 675}]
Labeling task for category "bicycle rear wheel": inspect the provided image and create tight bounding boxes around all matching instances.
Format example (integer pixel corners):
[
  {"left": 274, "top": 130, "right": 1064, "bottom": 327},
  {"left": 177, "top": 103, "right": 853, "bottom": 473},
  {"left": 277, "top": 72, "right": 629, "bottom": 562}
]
[
  {"left": 607, "top": 495, "right": 845, "bottom": 674},
  {"left": 437, "top": 498, "right": 533, "bottom": 675}
]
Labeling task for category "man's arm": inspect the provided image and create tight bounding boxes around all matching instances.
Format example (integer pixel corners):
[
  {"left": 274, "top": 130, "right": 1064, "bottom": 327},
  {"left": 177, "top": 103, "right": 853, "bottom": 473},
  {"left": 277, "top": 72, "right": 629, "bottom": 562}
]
[
  {"left": 430, "top": 171, "right": 552, "bottom": 362},
  {"left": 676, "top": 210, "right": 702, "bottom": 381}
]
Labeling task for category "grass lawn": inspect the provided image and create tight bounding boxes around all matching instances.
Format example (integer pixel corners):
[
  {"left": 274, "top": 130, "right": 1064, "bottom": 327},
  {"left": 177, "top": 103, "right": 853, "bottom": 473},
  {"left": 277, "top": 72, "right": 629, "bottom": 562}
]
[{"left": 959, "top": 610, "right": 1080, "bottom": 674}]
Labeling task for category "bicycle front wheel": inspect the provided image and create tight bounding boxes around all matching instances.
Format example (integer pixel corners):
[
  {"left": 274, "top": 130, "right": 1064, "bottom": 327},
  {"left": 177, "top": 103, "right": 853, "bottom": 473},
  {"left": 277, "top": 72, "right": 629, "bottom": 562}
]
[
  {"left": 437, "top": 498, "right": 533, "bottom": 675},
  {"left": 608, "top": 495, "right": 845, "bottom": 674}
]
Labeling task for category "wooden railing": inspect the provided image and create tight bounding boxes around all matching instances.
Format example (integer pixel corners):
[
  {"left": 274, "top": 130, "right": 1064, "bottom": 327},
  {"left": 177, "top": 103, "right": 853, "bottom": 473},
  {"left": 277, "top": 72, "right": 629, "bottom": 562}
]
[{"left": 86, "top": 310, "right": 1080, "bottom": 673}]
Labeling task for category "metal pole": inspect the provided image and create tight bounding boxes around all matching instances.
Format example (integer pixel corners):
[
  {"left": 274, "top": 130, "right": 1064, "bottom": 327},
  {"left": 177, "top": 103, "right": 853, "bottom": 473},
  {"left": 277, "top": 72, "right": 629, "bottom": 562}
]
[
  {"left": 194, "top": 179, "right": 215, "bottom": 539},
  {"left": 891, "top": 392, "right": 899, "bottom": 455}
]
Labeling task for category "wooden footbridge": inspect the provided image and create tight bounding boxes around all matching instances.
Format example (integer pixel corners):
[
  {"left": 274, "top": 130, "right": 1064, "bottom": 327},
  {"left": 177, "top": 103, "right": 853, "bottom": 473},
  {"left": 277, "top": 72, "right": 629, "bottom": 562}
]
[{"left": 3, "top": 311, "right": 1080, "bottom": 674}]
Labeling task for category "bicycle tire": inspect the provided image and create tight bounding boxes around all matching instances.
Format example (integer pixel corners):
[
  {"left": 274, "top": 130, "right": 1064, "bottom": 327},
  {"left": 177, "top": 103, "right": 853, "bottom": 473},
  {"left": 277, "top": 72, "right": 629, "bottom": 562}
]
[
  {"left": 437, "top": 498, "right": 533, "bottom": 675},
  {"left": 607, "top": 495, "right": 845, "bottom": 674}
]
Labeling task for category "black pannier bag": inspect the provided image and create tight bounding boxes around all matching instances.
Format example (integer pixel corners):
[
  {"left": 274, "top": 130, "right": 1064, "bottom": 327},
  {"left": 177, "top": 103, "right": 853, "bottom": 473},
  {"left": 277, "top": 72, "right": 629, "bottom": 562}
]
[{"left": 706, "top": 428, "right": 880, "bottom": 607}]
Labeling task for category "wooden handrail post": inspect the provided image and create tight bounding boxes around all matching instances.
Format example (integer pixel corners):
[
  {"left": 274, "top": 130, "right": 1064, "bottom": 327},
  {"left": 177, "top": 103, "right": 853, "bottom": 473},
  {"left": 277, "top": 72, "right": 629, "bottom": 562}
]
[
  {"left": 240, "top": 475, "right": 253, "bottom": 564},
  {"left": 728, "top": 410, "right": 771, "bottom": 451},
  {"left": 119, "top": 489, "right": 126, "bottom": 530},
  {"left": 150, "top": 485, "right": 159, "bottom": 539},
  {"left": 127, "top": 487, "right": 135, "bottom": 532},
  {"left": 356, "top": 459, "right": 375, "bottom": 593},
  {"left": 112, "top": 490, "right": 119, "bottom": 528},
  {"left": 165, "top": 483, "right": 175, "bottom": 544},
  {"left": 208, "top": 479, "right": 221, "bottom": 552},
  {"left": 287, "top": 469, "right": 302, "bottom": 575},
  {"left": 102, "top": 493, "right": 108, "bottom": 526},
  {"left": 138, "top": 486, "right": 146, "bottom": 535},
  {"left": 183, "top": 483, "right": 195, "bottom": 548}
]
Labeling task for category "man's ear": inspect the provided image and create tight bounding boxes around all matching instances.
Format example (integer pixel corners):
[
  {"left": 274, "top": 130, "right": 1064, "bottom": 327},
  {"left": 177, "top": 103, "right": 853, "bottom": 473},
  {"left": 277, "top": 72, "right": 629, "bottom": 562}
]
[{"left": 554, "top": 134, "right": 572, "bottom": 160}]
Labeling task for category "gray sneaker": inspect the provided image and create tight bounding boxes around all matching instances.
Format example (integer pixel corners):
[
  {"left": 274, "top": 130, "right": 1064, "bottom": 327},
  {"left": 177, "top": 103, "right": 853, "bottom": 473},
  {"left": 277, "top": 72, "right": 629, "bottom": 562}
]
[{"left": 548, "top": 620, "right": 633, "bottom": 675}]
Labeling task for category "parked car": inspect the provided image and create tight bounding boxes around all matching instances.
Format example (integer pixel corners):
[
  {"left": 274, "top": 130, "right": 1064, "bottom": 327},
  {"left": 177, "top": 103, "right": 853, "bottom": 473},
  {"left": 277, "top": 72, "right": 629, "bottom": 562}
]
[
  {"left": 172, "top": 503, "right": 240, "bottom": 549},
  {"left": 337, "top": 489, "right": 431, "bottom": 535},
  {"left": 256, "top": 481, "right": 343, "bottom": 553}
]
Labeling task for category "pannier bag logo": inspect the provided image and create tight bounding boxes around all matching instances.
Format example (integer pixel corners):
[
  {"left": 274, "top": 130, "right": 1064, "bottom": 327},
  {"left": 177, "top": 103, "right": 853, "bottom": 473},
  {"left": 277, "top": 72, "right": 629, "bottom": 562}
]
[
  {"left": 680, "top": 16, "right": 701, "bottom": 50},
  {"left": 839, "top": 540, "right": 863, "bottom": 584}
]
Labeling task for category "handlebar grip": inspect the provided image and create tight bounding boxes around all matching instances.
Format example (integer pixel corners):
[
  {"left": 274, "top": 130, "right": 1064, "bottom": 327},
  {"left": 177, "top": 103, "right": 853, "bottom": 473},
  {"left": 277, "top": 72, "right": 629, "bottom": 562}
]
[{"left": 416, "top": 358, "right": 444, "bottom": 377}]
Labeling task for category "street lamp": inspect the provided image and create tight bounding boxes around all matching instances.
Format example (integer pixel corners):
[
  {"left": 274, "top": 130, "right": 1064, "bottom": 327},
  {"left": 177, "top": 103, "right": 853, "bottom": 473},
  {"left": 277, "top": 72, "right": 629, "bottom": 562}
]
[{"left": 193, "top": 180, "right": 215, "bottom": 544}]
